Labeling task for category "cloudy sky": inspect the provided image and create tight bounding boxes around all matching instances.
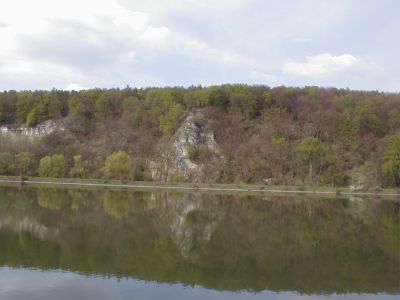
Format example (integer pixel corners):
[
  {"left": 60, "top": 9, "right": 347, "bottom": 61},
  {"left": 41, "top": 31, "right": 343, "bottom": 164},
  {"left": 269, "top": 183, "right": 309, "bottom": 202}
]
[{"left": 0, "top": 0, "right": 398, "bottom": 91}]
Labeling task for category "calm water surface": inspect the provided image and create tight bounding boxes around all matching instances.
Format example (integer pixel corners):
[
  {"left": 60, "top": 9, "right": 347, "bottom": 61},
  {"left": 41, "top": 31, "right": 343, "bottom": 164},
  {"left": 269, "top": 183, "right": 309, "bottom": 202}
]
[{"left": 0, "top": 186, "right": 398, "bottom": 299}]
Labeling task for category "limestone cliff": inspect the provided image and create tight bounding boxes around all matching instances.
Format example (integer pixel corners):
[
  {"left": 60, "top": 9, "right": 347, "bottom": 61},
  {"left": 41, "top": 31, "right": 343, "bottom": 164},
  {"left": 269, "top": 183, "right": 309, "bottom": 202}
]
[
  {"left": 0, "top": 120, "right": 64, "bottom": 139},
  {"left": 151, "top": 111, "right": 223, "bottom": 183}
]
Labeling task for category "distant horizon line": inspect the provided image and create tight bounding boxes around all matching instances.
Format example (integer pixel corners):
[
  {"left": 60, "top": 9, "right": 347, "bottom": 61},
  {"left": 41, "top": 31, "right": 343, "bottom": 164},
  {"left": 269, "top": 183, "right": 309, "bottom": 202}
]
[{"left": 1, "top": 84, "right": 399, "bottom": 94}]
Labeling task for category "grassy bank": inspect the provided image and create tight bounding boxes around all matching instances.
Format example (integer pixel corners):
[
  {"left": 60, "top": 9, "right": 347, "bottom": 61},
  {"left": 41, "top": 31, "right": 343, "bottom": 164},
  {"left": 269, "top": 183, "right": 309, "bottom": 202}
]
[{"left": 0, "top": 175, "right": 399, "bottom": 198}]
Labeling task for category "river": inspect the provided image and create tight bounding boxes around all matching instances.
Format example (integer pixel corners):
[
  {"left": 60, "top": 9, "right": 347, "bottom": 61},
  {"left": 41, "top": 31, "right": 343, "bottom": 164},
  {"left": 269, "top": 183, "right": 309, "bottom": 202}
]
[{"left": 0, "top": 186, "right": 398, "bottom": 299}]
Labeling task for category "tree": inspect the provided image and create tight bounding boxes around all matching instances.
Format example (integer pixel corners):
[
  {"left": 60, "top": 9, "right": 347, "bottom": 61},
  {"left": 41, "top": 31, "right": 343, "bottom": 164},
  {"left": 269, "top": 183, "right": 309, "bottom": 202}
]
[
  {"left": 207, "top": 87, "right": 229, "bottom": 107},
  {"left": 229, "top": 85, "right": 258, "bottom": 117},
  {"left": 0, "top": 152, "right": 15, "bottom": 175},
  {"left": 0, "top": 101, "right": 4, "bottom": 123},
  {"left": 122, "top": 96, "right": 143, "bottom": 128},
  {"left": 323, "top": 152, "right": 346, "bottom": 187},
  {"left": 26, "top": 102, "right": 46, "bottom": 127},
  {"left": 15, "top": 152, "right": 36, "bottom": 177},
  {"left": 159, "top": 103, "right": 184, "bottom": 135},
  {"left": 383, "top": 135, "right": 400, "bottom": 187},
  {"left": 94, "top": 95, "right": 109, "bottom": 119},
  {"left": 44, "top": 93, "right": 62, "bottom": 118},
  {"left": 103, "top": 151, "right": 133, "bottom": 180},
  {"left": 70, "top": 155, "right": 88, "bottom": 178},
  {"left": 299, "top": 137, "right": 326, "bottom": 182},
  {"left": 16, "top": 93, "right": 40, "bottom": 123},
  {"left": 39, "top": 154, "right": 67, "bottom": 178}
]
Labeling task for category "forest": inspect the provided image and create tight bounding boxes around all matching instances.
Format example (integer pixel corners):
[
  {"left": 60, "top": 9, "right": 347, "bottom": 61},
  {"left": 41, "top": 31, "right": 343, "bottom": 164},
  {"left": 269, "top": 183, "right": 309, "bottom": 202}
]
[{"left": 0, "top": 85, "right": 399, "bottom": 188}]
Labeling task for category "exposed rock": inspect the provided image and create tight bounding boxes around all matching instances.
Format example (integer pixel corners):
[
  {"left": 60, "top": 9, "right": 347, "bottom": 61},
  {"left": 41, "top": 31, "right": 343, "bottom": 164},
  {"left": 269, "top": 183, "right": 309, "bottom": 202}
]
[
  {"left": 151, "top": 111, "right": 223, "bottom": 183},
  {"left": 0, "top": 120, "right": 64, "bottom": 139}
]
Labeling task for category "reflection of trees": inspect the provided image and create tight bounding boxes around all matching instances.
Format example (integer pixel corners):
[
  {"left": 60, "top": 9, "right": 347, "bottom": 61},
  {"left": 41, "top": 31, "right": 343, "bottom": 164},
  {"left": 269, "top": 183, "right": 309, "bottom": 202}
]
[
  {"left": 37, "top": 189, "right": 67, "bottom": 210},
  {"left": 0, "top": 186, "right": 398, "bottom": 294},
  {"left": 102, "top": 191, "right": 130, "bottom": 219}
]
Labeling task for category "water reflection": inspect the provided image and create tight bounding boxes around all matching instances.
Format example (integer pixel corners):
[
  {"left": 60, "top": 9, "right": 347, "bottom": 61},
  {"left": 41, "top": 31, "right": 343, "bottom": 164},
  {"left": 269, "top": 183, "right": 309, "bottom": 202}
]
[{"left": 0, "top": 186, "right": 399, "bottom": 297}]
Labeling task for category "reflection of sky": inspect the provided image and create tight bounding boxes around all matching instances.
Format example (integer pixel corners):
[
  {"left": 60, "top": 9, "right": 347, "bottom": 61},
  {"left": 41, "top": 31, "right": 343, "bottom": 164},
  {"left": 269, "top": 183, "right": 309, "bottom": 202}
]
[{"left": 0, "top": 268, "right": 397, "bottom": 300}]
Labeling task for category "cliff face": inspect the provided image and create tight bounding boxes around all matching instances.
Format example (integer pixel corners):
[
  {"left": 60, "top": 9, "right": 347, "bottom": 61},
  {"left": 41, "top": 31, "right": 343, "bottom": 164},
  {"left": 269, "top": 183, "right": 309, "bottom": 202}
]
[
  {"left": 151, "top": 111, "right": 223, "bottom": 183},
  {"left": 0, "top": 120, "right": 63, "bottom": 139}
]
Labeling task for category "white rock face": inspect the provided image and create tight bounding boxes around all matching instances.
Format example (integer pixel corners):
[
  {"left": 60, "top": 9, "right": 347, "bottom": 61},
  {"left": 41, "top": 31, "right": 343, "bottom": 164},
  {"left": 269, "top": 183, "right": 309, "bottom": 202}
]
[
  {"left": 151, "top": 112, "right": 223, "bottom": 182},
  {"left": 0, "top": 120, "right": 63, "bottom": 139}
]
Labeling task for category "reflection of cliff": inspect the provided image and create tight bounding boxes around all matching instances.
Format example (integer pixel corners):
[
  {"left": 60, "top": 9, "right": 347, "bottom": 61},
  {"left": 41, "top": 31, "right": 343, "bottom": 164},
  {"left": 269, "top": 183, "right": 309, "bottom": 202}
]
[
  {"left": 148, "top": 192, "right": 220, "bottom": 258},
  {"left": 0, "top": 186, "right": 399, "bottom": 294},
  {"left": 0, "top": 215, "right": 51, "bottom": 240}
]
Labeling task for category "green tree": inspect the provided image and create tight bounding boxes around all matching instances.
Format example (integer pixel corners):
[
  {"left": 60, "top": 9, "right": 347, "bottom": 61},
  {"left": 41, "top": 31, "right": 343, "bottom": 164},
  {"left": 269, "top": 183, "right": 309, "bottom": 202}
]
[
  {"left": 263, "top": 91, "right": 274, "bottom": 109},
  {"left": 94, "top": 95, "right": 109, "bottom": 119},
  {"left": 323, "top": 152, "right": 345, "bottom": 187},
  {"left": 15, "top": 152, "right": 36, "bottom": 177},
  {"left": 0, "top": 152, "right": 15, "bottom": 175},
  {"left": 229, "top": 85, "right": 258, "bottom": 117},
  {"left": 44, "top": 93, "right": 62, "bottom": 118},
  {"left": 299, "top": 137, "right": 326, "bottom": 181},
  {"left": 103, "top": 151, "right": 133, "bottom": 180},
  {"left": 0, "top": 101, "right": 4, "bottom": 123},
  {"left": 16, "top": 93, "right": 40, "bottom": 123},
  {"left": 26, "top": 102, "right": 47, "bottom": 127},
  {"left": 159, "top": 103, "right": 184, "bottom": 135},
  {"left": 187, "top": 144, "right": 200, "bottom": 161},
  {"left": 68, "top": 94, "right": 85, "bottom": 116},
  {"left": 39, "top": 154, "right": 67, "bottom": 178},
  {"left": 122, "top": 96, "right": 143, "bottom": 127},
  {"left": 338, "top": 109, "right": 359, "bottom": 150},
  {"left": 383, "top": 135, "right": 400, "bottom": 187},
  {"left": 70, "top": 155, "right": 88, "bottom": 178},
  {"left": 207, "top": 87, "right": 229, "bottom": 107}
]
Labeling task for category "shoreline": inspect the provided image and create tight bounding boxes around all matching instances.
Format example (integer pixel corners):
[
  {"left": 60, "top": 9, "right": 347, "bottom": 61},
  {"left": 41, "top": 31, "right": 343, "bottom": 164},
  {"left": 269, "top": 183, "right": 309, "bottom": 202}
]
[{"left": 0, "top": 177, "right": 399, "bottom": 198}]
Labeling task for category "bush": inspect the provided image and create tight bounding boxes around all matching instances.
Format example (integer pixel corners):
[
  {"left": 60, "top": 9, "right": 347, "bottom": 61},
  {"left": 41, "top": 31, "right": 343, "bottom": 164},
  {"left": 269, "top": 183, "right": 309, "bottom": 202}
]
[
  {"left": 103, "top": 151, "right": 133, "bottom": 180},
  {"left": 0, "top": 152, "right": 15, "bottom": 175},
  {"left": 39, "top": 154, "right": 67, "bottom": 178},
  {"left": 187, "top": 144, "right": 199, "bottom": 161},
  {"left": 169, "top": 172, "right": 186, "bottom": 182}
]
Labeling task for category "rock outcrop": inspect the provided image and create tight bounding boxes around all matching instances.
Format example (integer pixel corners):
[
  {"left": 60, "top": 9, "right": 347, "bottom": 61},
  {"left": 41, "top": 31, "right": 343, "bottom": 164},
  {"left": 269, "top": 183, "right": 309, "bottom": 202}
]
[
  {"left": 151, "top": 111, "right": 223, "bottom": 183},
  {"left": 0, "top": 120, "right": 64, "bottom": 139}
]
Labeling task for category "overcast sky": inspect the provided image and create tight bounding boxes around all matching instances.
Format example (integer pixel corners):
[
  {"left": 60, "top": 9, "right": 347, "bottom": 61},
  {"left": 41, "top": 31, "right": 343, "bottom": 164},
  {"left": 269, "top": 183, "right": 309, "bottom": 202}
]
[{"left": 0, "top": 0, "right": 398, "bottom": 92}]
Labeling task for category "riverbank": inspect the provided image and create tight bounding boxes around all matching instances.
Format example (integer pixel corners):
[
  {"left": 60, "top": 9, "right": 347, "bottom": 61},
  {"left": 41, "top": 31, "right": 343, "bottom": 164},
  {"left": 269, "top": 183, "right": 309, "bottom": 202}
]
[{"left": 1, "top": 176, "right": 399, "bottom": 198}]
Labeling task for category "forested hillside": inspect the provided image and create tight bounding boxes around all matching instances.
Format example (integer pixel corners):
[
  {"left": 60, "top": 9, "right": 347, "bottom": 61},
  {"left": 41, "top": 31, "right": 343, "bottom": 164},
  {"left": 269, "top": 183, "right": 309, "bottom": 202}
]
[{"left": 0, "top": 85, "right": 399, "bottom": 188}]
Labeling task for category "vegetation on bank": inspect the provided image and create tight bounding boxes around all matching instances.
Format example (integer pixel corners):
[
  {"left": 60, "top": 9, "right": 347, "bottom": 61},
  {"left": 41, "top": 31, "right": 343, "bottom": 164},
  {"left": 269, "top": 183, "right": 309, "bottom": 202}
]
[
  {"left": 0, "top": 85, "right": 399, "bottom": 188},
  {"left": 0, "top": 175, "right": 399, "bottom": 197}
]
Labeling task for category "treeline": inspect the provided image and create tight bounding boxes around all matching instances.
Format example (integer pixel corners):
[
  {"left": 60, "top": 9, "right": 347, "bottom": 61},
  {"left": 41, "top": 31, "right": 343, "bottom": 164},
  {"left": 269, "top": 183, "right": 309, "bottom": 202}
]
[{"left": 0, "top": 85, "right": 399, "bottom": 187}]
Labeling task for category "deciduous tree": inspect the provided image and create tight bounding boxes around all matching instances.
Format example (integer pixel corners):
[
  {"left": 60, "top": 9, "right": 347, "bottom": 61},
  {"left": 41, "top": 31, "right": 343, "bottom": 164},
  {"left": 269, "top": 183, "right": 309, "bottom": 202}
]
[{"left": 103, "top": 151, "right": 133, "bottom": 180}]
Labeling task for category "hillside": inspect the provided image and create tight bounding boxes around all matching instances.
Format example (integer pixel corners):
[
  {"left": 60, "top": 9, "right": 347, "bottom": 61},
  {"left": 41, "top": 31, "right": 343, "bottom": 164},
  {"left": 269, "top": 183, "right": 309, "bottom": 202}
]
[{"left": 0, "top": 85, "right": 399, "bottom": 188}]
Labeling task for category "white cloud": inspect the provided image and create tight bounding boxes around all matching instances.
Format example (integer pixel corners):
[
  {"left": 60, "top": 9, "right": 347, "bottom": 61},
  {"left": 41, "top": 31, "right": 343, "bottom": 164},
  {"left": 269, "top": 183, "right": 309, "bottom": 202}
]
[
  {"left": 282, "top": 53, "right": 363, "bottom": 77},
  {"left": 0, "top": 0, "right": 248, "bottom": 90},
  {"left": 65, "top": 83, "right": 88, "bottom": 91},
  {"left": 0, "top": 0, "right": 397, "bottom": 91},
  {"left": 249, "top": 71, "right": 279, "bottom": 85},
  {"left": 138, "top": 26, "right": 170, "bottom": 47}
]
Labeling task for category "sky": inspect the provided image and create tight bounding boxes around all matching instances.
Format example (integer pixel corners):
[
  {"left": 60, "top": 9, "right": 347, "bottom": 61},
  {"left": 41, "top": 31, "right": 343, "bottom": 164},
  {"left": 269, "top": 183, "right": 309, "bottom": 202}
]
[{"left": 0, "top": 0, "right": 398, "bottom": 92}]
